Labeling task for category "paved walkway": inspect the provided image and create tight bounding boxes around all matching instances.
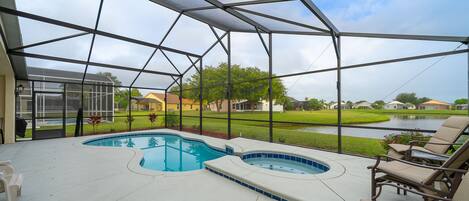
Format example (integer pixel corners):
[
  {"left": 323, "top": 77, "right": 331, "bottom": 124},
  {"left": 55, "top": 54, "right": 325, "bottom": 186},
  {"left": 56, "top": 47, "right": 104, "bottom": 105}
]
[{"left": 0, "top": 129, "right": 420, "bottom": 201}]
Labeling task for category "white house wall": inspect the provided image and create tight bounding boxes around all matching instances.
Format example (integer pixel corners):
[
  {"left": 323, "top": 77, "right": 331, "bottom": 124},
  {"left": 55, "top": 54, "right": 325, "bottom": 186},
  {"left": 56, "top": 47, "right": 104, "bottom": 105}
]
[{"left": 0, "top": 25, "right": 16, "bottom": 144}]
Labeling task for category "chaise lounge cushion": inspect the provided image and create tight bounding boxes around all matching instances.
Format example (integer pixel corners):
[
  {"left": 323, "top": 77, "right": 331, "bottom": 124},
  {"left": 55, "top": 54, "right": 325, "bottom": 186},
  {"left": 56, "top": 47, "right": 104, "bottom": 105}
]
[
  {"left": 377, "top": 161, "right": 434, "bottom": 185},
  {"left": 387, "top": 116, "right": 469, "bottom": 158},
  {"left": 425, "top": 129, "right": 459, "bottom": 153},
  {"left": 424, "top": 116, "right": 469, "bottom": 154},
  {"left": 388, "top": 144, "right": 430, "bottom": 153}
]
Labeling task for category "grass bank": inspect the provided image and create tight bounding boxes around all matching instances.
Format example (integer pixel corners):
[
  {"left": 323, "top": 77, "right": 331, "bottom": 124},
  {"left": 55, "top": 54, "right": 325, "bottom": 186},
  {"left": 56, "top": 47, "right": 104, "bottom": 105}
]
[{"left": 23, "top": 110, "right": 392, "bottom": 157}]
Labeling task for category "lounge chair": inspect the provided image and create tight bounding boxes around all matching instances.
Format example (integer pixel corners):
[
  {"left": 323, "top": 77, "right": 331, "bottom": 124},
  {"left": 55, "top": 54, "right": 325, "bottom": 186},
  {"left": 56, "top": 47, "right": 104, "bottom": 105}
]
[
  {"left": 0, "top": 161, "right": 23, "bottom": 201},
  {"left": 361, "top": 172, "right": 469, "bottom": 201},
  {"left": 387, "top": 116, "right": 469, "bottom": 160},
  {"left": 367, "top": 138, "right": 469, "bottom": 201}
]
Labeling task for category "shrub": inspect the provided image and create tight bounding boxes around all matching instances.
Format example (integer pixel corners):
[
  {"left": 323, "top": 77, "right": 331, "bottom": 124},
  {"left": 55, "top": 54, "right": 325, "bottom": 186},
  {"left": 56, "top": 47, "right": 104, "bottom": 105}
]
[
  {"left": 278, "top": 136, "right": 287, "bottom": 143},
  {"left": 163, "top": 112, "right": 178, "bottom": 128},
  {"left": 148, "top": 113, "right": 158, "bottom": 128},
  {"left": 87, "top": 115, "right": 102, "bottom": 134},
  {"left": 381, "top": 131, "right": 430, "bottom": 150}
]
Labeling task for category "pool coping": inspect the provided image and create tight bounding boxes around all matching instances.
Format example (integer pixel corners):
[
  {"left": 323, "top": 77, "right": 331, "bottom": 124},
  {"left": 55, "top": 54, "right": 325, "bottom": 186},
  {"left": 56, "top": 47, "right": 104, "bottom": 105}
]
[
  {"left": 77, "top": 129, "right": 346, "bottom": 200},
  {"left": 78, "top": 129, "right": 234, "bottom": 177},
  {"left": 78, "top": 129, "right": 344, "bottom": 177}
]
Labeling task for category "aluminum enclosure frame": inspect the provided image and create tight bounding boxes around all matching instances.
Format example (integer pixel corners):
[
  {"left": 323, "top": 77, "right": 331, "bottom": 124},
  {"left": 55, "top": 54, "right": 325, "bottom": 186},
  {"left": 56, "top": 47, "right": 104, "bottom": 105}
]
[{"left": 0, "top": 0, "right": 468, "bottom": 155}]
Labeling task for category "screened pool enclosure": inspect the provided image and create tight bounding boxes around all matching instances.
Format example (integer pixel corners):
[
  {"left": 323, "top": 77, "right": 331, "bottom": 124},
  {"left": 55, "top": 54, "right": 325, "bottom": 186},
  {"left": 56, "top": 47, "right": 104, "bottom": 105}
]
[{"left": 0, "top": 0, "right": 468, "bottom": 154}]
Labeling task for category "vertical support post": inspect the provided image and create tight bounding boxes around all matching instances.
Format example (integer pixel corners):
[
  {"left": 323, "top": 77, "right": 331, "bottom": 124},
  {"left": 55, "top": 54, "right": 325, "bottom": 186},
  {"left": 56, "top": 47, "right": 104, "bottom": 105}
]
[
  {"left": 128, "top": 86, "right": 132, "bottom": 131},
  {"left": 63, "top": 83, "right": 67, "bottom": 137},
  {"left": 268, "top": 33, "right": 273, "bottom": 143},
  {"left": 467, "top": 44, "right": 469, "bottom": 117},
  {"left": 227, "top": 32, "right": 232, "bottom": 139},
  {"left": 80, "top": 84, "right": 84, "bottom": 136},
  {"left": 199, "top": 58, "right": 203, "bottom": 135},
  {"left": 179, "top": 76, "right": 183, "bottom": 131},
  {"left": 14, "top": 79, "right": 17, "bottom": 142},
  {"left": 336, "top": 36, "right": 342, "bottom": 154},
  {"left": 31, "top": 81, "right": 36, "bottom": 139},
  {"left": 164, "top": 89, "right": 168, "bottom": 128}
]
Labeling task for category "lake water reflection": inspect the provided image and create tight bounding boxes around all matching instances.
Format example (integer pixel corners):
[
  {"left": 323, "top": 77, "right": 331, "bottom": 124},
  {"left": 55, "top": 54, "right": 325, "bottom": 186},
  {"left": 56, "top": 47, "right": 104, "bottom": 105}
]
[{"left": 299, "top": 115, "right": 448, "bottom": 139}]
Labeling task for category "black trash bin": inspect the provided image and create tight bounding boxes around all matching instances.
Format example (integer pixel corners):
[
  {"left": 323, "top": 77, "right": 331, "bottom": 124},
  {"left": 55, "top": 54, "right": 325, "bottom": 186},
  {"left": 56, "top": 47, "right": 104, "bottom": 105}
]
[{"left": 15, "top": 117, "right": 27, "bottom": 138}]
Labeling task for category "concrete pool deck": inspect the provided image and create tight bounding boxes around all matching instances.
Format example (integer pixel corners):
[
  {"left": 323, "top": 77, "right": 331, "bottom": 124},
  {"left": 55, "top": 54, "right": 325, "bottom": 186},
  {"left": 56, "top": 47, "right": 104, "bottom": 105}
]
[{"left": 0, "top": 129, "right": 420, "bottom": 201}]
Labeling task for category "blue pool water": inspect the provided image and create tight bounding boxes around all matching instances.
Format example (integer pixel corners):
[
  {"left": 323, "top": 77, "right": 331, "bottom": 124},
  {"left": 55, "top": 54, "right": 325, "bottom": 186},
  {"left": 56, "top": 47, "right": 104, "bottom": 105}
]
[
  {"left": 242, "top": 153, "right": 328, "bottom": 174},
  {"left": 84, "top": 133, "right": 226, "bottom": 172}
]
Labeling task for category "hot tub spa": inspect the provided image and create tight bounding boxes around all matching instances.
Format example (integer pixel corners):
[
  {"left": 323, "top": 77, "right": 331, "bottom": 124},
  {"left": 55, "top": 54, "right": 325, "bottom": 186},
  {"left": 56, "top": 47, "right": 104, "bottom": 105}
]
[{"left": 242, "top": 152, "right": 329, "bottom": 174}]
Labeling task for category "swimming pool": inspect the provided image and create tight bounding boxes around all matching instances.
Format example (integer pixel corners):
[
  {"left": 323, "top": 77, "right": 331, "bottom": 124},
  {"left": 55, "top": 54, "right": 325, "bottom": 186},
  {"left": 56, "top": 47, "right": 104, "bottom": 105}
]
[
  {"left": 84, "top": 133, "right": 226, "bottom": 172},
  {"left": 242, "top": 152, "right": 329, "bottom": 174}
]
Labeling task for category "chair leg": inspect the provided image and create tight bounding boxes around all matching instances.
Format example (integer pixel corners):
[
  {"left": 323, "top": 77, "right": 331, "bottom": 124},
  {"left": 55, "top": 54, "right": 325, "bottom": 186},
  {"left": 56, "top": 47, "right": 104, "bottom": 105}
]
[
  {"left": 7, "top": 186, "right": 19, "bottom": 201},
  {"left": 371, "top": 169, "right": 377, "bottom": 201},
  {"left": 397, "top": 184, "right": 400, "bottom": 194}
]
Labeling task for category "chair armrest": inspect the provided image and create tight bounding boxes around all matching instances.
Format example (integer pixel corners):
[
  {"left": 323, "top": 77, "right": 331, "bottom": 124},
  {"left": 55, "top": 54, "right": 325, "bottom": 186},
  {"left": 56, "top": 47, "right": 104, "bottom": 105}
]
[
  {"left": 410, "top": 149, "right": 448, "bottom": 158},
  {"left": 374, "top": 155, "right": 467, "bottom": 173},
  {"left": 0, "top": 160, "right": 12, "bottom": 166},
  {"left": 410, "top": 140, "right": 462, "bottom": 146},
  {"left": 0, "top": 161, "right": 15, "bottom": 175}
]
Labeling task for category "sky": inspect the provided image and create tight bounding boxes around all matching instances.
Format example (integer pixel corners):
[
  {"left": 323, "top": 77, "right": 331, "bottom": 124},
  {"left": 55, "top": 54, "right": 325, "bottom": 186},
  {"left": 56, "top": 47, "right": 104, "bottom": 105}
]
[{"left": 7, "top": 0, "right": 469, "bottom": 103}]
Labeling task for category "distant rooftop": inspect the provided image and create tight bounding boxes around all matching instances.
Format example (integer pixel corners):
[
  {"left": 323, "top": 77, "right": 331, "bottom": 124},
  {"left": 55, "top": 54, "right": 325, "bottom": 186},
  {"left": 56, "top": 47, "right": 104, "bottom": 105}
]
[
  {"left": 421, "top": 100, "right": 450, "bottom": 106},
  {"left": 27, "top": 67, "right": 114, "bottom": 83}
]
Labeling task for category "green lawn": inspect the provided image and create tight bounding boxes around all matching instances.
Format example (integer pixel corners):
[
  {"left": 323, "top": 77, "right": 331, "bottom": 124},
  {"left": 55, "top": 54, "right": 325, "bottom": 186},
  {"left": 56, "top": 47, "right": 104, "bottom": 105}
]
[
  {"left": 182, "top": 117, "right": 385, "bottom": 156},
  {"left": 26, "top": 108, "right": 463, "bottom": 157},
  {"left": 24, "top": 110, "right": 387, "bottom": 157},
  {"left": 201, "top": 110, "right": 390, "bottom": 124}
]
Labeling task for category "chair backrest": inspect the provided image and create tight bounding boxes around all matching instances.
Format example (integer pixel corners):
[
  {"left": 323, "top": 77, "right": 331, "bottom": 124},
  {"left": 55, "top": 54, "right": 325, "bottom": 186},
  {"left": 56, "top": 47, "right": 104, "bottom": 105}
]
[
  {"left": 424, "top": 116, "right": 469, "bottom": 154},
  {"left": 453, "top": 173, "right": 469, "bottom": 201},
  {"left": 424, "top": 139, "right": 469, "bottom": 185}
]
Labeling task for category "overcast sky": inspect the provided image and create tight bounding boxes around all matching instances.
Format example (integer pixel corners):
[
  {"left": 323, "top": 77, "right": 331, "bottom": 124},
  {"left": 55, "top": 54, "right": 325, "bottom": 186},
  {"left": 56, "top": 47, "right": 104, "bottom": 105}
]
[{"left": 10, "top": 0, "right": 469, "bottom": 103}]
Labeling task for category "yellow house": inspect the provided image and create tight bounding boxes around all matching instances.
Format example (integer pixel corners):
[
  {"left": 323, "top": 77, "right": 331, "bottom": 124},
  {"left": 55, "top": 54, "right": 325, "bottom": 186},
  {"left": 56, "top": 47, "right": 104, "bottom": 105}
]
[{"left": 142, "top": 92, "right": 199, "bottom": 112}]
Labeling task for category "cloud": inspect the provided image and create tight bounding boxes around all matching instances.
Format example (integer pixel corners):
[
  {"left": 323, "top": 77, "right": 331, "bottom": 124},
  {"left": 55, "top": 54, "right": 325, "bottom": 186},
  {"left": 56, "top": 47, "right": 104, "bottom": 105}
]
[{"left": 12, "top": 0, "right": 469, "bottom": 103}]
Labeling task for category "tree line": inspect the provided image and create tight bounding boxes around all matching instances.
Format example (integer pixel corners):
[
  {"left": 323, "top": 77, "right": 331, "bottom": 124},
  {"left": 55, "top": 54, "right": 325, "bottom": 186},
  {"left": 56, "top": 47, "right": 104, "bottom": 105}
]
[{"left": 170, "top": 63, "right": 287, "bottom": 112}]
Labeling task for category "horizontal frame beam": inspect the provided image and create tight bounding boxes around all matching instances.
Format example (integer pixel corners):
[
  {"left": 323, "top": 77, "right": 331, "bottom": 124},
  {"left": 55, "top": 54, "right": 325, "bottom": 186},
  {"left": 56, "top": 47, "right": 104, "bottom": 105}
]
[
  {"left": 237, "top": 30, "right": 469, "bottom": 43},
  {"left": 340, "top": 32, "right": 469, "bottom": 43},
  {"left": 232, "top": 7, "right": 330, "bottom": 33},
  {"left": 10, "top": 32, "right": 89, "bottom": 51},
  {"left": 0, "top": 6, "right": 201, "bottom": 57},
  {"left": 183, "top": 0, "right": 295, "bottom": 12},
  {"left": 275, "top": 48, "right": 469, "bottom": 78},
  {"left": 170, "top": 48, "right": 469, "bottom": 92},
  {"left": 17, "top": 78, "right": 167, "bottom": 91},
  {"left": 9, "top": 51, "right": 181, "bottom": 77}
]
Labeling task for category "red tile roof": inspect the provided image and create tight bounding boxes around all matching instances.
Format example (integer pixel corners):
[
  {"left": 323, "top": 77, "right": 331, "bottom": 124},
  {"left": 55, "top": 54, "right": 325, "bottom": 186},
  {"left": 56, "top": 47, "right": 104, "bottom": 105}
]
[{"left": 146, "top": 92, "right": 198, "bottom": 104}]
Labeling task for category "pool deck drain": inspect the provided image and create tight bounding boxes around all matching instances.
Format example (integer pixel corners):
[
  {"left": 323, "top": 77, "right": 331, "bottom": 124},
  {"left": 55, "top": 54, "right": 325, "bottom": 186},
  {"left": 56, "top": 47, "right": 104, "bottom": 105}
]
[{"left": 0, "top": 129, "right": 420, "bottom": 201}]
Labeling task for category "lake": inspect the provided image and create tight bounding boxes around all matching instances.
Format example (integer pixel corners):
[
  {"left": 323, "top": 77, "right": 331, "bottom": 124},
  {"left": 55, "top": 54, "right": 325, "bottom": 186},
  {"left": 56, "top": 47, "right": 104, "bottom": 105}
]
[{"left": 299, "top": 115, "right": 449, "bottom": 139}]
